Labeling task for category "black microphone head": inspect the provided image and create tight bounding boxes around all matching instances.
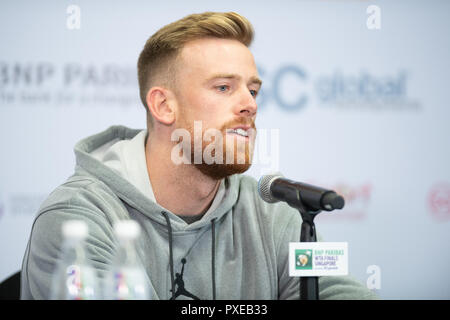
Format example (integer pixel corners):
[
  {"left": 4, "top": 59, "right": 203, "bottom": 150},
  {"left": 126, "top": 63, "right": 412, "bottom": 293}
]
[
  {"left": 321, "top": 192, "right": 345, "bottom": 211},
  {"left": 258, "top": 173, "right": 284, "bottom": 203}
]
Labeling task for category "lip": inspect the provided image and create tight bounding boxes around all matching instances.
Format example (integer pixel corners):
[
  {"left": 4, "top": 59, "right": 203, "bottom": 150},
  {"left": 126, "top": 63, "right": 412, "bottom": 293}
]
[
  {"left": 226, "top": 126, "right": 255, "bottom": 140},
  {"left": 225, "top": 125, "right": 253, "bottom": 134},
  {"left": 230, "top": 125, "right": 252, "bottom": 131}
]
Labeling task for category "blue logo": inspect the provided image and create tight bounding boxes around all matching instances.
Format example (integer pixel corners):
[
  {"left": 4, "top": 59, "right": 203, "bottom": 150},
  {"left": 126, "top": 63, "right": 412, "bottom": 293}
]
[{"left": 256, "top": 64, "right": 418, "bottom": 112}]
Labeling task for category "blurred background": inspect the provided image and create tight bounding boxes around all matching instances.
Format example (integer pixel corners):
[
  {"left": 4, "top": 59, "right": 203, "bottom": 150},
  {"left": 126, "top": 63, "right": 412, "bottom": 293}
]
[{"left": 0, "top": 0, "right": 449, "bottom": 299}]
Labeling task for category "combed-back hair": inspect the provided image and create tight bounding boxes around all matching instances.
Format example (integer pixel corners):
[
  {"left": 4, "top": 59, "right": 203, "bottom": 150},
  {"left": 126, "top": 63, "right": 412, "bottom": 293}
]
[{"left": 137, "top": 12, "right": 254, "bottom": 129}]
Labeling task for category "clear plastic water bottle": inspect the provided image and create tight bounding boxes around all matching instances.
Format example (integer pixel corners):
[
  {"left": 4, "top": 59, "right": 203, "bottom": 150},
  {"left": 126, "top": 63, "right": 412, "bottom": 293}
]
[
  {"left": 104, "top": 220, "right": 150, "bottom": 300},
  {"left": 50, "top": 220, "right": 99, "bottom": 300}
]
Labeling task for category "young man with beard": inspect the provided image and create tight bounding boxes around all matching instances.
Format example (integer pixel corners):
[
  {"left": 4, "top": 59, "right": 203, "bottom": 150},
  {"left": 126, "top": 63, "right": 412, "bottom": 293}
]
[{"left": 21, "top": 12, "right": 377, "bottom": 300}]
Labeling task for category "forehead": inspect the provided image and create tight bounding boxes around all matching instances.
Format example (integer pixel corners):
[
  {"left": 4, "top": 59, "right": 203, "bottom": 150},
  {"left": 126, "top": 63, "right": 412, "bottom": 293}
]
[{"left": 177, "top": 38, "right": 258, "bottom": 78}]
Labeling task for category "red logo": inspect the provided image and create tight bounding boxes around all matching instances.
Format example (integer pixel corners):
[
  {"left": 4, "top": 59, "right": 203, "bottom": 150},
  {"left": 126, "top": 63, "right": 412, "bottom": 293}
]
[
  {"left": 428, "top": 182, "right": 450, "bottom": 221},
  {"left": 311, "top": 181, "right": 372, "bottom": 222}
]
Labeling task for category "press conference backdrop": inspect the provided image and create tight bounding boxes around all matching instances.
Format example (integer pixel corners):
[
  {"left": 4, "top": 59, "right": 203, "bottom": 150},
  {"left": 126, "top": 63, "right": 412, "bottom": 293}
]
[{"left": 0, "top": 0, "right": 449, "bottom": 299}]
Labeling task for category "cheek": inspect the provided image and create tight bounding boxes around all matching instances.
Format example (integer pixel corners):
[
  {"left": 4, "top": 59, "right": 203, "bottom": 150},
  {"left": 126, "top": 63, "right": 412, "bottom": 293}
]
[
  {"left": 183, "top": 91, "right": 227, "bottom": 123},
  {"left": 196, "top": 91, "right": 222, "bottom": 111}
]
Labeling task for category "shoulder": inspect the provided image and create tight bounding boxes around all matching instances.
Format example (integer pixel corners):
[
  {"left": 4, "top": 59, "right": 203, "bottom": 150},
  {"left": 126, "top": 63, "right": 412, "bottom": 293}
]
[
  {"left": 30, "top": 172, "right": 128, "bottom": 249},
  {"left": 22, "top": 175, "right": 119, "bottom": 299},
  {"left": 26, "top": 171, "right": 123, "bottom": 261},
  {"left": 37, "top": 171, "right": 127, "bottom": 222}
]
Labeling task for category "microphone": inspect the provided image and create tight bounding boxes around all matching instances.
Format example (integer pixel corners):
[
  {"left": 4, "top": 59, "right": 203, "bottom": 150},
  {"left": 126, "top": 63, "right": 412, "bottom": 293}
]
[{"left": 258, "top": 173, "right": 345, "bottom": 212}]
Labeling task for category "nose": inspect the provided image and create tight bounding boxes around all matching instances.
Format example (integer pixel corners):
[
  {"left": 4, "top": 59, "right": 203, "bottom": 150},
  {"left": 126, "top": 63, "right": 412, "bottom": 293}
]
[{"left": 236, "top": 87, "right": 257, "bottom": 117}]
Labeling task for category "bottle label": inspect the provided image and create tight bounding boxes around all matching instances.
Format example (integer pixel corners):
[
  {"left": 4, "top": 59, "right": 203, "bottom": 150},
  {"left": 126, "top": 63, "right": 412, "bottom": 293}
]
[
  {"left": 63, "top": 264, "right": 96, "bottom": 299},
  {"left": 66, "top": 265, "right": 83, "bottom": 299},
  {"left": 112, "top": 268, "right": 149, "bottom": 300}
]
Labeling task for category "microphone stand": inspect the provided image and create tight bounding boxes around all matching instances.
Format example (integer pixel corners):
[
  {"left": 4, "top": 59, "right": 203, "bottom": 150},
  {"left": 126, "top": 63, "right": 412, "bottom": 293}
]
[
  {"left": 283, "top": 188, "right": 322, "bottom": 300},
  {"left": 299, "top": 208, "right": 321, "bottom": 300}
]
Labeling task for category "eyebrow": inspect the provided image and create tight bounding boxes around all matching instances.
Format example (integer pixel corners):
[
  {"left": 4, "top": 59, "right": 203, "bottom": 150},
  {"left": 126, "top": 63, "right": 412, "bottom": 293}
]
[{"left": 205, "top": 73, "right": 263, "bottom": 87}]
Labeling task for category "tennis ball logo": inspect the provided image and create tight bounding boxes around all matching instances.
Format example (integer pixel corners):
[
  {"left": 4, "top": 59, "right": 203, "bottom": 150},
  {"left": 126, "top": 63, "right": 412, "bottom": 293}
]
[{"left": 295, "top": 250, "right": 312, "bottom": 270}]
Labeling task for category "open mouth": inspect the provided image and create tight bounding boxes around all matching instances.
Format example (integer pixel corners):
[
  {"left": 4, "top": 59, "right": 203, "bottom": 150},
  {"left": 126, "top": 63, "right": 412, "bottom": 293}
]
[{"left": 226, "top": 128, "right": 249, "bottom": 137}]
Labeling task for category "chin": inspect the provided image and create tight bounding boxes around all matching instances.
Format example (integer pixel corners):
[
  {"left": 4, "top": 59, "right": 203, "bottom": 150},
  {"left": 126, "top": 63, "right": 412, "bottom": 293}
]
[
  {"left": 191, "top": 145, "right": 254, "bottom": 180},
  {"left": 194, "top": 162, "right": 252, "bottom": 180}
]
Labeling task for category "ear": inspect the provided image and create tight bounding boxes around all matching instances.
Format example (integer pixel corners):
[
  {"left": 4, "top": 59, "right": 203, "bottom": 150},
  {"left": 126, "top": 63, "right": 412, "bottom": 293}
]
[{"left": 145, "top": 87, "right": 176, "bottom": 126}]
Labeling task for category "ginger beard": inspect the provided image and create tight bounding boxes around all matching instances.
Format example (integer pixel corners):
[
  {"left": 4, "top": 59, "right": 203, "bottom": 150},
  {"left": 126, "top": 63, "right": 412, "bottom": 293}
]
[{"left": 176, "top": 118, "right": 257, "bottom": 180}]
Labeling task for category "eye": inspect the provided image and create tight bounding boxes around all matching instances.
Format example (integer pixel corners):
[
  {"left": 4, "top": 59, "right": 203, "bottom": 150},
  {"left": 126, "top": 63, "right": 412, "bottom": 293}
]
[
  {"left": 250, "top": 89, "right": 258, "bottom": 97},
  {"left": 216, "top": 85, "right": 230, "bottom": 92}
]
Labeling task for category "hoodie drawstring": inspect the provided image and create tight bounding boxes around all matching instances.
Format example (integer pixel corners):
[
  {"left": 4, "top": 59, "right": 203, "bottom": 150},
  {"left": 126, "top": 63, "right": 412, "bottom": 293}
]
[
  {"left": 161, "top": 211, "right": 217, "bottom": 300},
  {"left": 161, "top": 211, "right": 175, "bottom": 298},
  {"left": 211, "top": 218, "right": 217, "bottom": 300}
]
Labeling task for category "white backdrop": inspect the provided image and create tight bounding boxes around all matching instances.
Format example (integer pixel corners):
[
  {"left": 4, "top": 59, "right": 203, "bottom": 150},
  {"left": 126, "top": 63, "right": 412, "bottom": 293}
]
[{"left": 0, "top": 0, "right": 449, "bottom": 299}]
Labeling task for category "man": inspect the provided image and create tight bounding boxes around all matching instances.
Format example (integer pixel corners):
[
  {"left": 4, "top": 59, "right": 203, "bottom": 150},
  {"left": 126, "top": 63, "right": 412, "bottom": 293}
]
[{"left": 21, "top": 12, "right": 377, "bottom": 300}]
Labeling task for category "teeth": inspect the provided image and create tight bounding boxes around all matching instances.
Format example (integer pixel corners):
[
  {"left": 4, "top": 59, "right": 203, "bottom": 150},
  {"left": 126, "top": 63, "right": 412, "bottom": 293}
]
[{"left": 229, "top": 128, "right": 248, "bottom": 137}]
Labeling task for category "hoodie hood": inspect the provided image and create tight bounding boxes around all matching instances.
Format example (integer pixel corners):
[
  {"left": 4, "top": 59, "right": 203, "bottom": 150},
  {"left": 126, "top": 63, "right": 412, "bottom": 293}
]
[{"left": 73, "top": 125, "right": 237, "bottom": 231}]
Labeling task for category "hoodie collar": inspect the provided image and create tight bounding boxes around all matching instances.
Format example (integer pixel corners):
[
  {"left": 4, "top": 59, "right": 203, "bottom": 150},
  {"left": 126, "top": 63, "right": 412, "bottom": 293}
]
[{"left": 73, "top": 125, "right": 239, "bottom": 231}]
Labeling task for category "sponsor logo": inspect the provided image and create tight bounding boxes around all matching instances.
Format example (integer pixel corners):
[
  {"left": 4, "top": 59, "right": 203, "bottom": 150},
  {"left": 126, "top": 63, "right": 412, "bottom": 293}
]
[
  {"left": 290, "top": 242, "right": 348, "bottom": 277},
  {"left": 315, "top": 182, "right": 372, "bottom": 222},
  {"left": 257, "top": 65, "right": 420, "bottom": 112},
  {"left": 0, "top": 62, "right": 138, "bottom": 108},
  {"left": 428, "top": 182, "right": 450, "bottom": 221},
  {"left": 1, "top": 62, "right": 420, "bottom": 113},
  {"left": 0, "top": 62, "right": 137, "bottom": 88},
  {"left": 295, "top": 249, "right": 313, "bottom": 270}
]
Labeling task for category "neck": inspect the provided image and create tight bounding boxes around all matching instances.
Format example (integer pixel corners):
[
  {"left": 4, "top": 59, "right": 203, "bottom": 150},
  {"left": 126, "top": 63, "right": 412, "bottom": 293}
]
[{"left": 145, "top": 131, "right": 221, "bottom": 216}]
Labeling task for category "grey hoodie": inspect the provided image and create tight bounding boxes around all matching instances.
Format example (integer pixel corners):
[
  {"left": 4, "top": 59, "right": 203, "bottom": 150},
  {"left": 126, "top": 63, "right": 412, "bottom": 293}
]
[{"left": 20, "top": 125, "right": 378, "bottom": 300}]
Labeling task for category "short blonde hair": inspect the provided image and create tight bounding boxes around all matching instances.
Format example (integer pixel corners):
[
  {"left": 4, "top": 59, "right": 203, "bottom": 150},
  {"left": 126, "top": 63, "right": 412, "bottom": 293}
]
[{"left": 137, "top": 12, "right": 254, "bottom": 129}]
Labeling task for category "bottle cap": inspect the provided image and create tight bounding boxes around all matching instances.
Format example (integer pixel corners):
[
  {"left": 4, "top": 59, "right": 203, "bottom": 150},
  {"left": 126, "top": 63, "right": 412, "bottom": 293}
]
[
  {"left": 114, "top": 220, "right": 140, "bottom": 239},
  {"left": 62, "top": 220, "right": 88, "bottom": 240}
]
